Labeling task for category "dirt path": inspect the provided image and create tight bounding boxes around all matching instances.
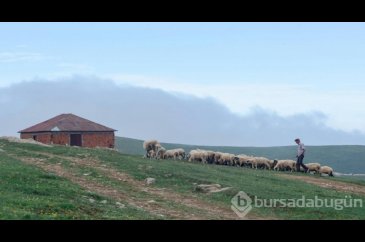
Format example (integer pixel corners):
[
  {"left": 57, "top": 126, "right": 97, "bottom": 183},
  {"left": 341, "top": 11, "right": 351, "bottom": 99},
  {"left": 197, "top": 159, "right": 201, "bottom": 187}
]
[
  {"left": 19, "top": 156, "right": 206, "bottom": 219},
  {"left": 279, "top": 174, "right": 365, "bottom": 196},
  {"left": 10, "top": 150, "right": 266, "bottom": 219}
]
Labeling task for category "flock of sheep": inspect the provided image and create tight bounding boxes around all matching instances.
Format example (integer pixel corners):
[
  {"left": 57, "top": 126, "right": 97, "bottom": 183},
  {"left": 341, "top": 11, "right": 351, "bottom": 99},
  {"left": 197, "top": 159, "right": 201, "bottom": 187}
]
[{"left": 143, "top": 140, "right": 334, "bottom": 177}]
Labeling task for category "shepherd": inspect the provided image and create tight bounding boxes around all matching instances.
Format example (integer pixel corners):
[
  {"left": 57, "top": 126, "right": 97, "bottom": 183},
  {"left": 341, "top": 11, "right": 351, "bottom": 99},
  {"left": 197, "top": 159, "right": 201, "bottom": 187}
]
[{"left": 295, "top": 138, "right": 308, "bottom": 172}]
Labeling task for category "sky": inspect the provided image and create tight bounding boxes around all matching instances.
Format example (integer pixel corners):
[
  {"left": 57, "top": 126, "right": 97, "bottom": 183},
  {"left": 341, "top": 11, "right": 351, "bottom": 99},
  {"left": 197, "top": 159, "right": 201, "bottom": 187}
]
[{"left": 1, "top": 22, "right": 365, "bottom": 146}]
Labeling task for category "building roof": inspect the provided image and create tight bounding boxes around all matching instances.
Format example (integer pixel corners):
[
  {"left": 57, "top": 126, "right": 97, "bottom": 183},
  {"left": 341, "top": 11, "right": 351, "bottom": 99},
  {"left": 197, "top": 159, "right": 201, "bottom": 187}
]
[{"left": 19, "top": 114, "right": 117, "bottom": 133}]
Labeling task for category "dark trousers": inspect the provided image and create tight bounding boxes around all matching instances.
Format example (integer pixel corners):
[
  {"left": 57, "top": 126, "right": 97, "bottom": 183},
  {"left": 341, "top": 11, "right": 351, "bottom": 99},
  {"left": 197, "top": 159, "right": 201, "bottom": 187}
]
[{"left": 296, "top": 154, "right": 308, "bottom": 172}]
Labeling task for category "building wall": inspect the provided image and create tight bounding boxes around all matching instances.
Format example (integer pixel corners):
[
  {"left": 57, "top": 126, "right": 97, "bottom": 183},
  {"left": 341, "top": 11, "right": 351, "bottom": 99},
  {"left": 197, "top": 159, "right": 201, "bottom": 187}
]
[
  {"left": 21, "top": 133, "right": 51, "bottom": 143},
  {"left": 52, "top": 133, "right": 70, "bottom": 145},
  {"left": 20, "top": 132, "right": 115, "bottom": 148},
  {"left": 82, "top": 132, "right": 115, "bottom": 148}
]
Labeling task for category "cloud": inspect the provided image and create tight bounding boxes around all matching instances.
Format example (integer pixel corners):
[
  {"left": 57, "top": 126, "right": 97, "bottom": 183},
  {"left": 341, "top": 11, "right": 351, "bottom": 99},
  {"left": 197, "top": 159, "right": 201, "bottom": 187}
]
[
  {"left": 108, "top": 74, "right": 365, "bottom": 134},
  {"left": 0, "top": 52, "right": 46, "bottom": 62},
  {"left": 0, "top": 76, "right": 364, "bottom": 146}
]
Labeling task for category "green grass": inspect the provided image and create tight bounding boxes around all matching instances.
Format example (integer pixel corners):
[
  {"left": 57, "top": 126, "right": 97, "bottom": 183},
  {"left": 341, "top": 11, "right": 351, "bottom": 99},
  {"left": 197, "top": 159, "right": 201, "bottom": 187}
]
[
  {"left": 328, "top": 175, "right": 365, "bottom": 186},
  {"left": 0, "top": 142, "right": 159, "bottom": 220},
  {"left": 1, "top": 138, "right": 365, "bottom": 219},
  {"left": 96, "top": 152, "right": 365, "bottom": 219},
  {"left": 116, "top": 136, "right": 365, "bottom": 174}
]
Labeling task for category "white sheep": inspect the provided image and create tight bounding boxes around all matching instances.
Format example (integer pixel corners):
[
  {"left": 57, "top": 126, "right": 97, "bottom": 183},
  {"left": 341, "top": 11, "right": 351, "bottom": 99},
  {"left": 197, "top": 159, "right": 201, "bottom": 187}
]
[
  {"left": 147, "top": 149, "right": 156, "bottom": 159},
  {"left": 248, "top": 157, "right": 272, "bottom": 170},
  {"left": 226, "top": 153, "right": 236, "bottom": 166},
  {"left": 319, "top": 166, "right": 334, "bottom": 177},
  {"left": 213, "top": 152, "right": 223, "bottom": 164},
  {"left": 164, "top": 149, "right": 178, "bottom": 160},
  {"left": 273, "top": 160, "right": 296, "bottom": 171},
  {"left": 188, "top": 149, "right": 208, "bottom": 163},
  {"left": 165, "top": 148, "right": 185, "bottom": 160},
  {"left": 205, "top": 150, "right": 216, "bottom": 164},
  {"left": 174, "top": 148, "right": 186, "bottom": 160},
  {"left": 217, "top": 153, "right": 235, "bottom": 166},
  {"left": 143, "top": 140, "right": 161, "bottom": 157},
  {"left": 234, "top": 155, "right": 252, "bottom": 167},
  {"left": 268, "top": 159, "right": 278, "bottom": 169},
  {"left": 305, "top": 163, "right": 321, "bottom": 174},
  {"left": 155, "top": 147, "right": 166, "bottom": 159}
]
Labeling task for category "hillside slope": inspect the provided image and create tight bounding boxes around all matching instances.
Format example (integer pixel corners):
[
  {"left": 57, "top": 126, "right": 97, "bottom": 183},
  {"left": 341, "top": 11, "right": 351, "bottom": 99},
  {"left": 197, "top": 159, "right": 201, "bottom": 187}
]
[
  {"left": 116, "top": 137, "right": 365, "bottom": 174},
  {"left": 1, "top": 138, "right": 365, "bottom": 219}
]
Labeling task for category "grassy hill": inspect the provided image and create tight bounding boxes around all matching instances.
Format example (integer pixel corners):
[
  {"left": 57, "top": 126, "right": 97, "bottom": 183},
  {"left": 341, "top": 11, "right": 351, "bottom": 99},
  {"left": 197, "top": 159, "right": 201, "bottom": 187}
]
[
  {"left": 116, "top": 137, "right": 365, "bottom": 174},
  {"left": 1, "top": 138, "right": 365, "bottom": 219}
]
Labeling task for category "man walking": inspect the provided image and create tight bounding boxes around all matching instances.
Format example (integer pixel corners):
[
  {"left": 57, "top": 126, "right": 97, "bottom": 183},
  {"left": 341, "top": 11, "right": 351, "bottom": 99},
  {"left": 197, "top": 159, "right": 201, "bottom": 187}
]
[{"left": 295, "top": 138, "right": 308, "bottom": 172}]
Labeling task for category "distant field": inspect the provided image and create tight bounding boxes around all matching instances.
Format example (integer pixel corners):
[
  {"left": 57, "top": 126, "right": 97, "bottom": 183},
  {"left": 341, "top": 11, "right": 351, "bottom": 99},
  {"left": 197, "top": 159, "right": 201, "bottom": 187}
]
[{"left": 116, "top": 136, "right": 365, "bottom": 174}]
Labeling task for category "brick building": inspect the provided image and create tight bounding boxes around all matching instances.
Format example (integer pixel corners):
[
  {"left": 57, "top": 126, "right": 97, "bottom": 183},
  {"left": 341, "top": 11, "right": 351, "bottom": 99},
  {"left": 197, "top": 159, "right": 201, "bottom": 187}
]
[{"left": 19, "top": 114, "right": 116, "bottom": 148}]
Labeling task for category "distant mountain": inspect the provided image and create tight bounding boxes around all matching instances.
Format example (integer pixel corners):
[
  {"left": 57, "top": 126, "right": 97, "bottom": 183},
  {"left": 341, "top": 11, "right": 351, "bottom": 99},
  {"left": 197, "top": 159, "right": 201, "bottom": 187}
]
[{"left": 116, "top": 136, "right": 365, "bottom": 174}]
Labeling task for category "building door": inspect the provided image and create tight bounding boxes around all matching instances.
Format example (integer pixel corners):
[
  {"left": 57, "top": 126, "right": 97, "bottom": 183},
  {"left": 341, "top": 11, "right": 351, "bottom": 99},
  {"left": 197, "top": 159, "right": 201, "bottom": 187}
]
[{"left": 70, "top": 134, "right": 82, "bottom": 146}]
